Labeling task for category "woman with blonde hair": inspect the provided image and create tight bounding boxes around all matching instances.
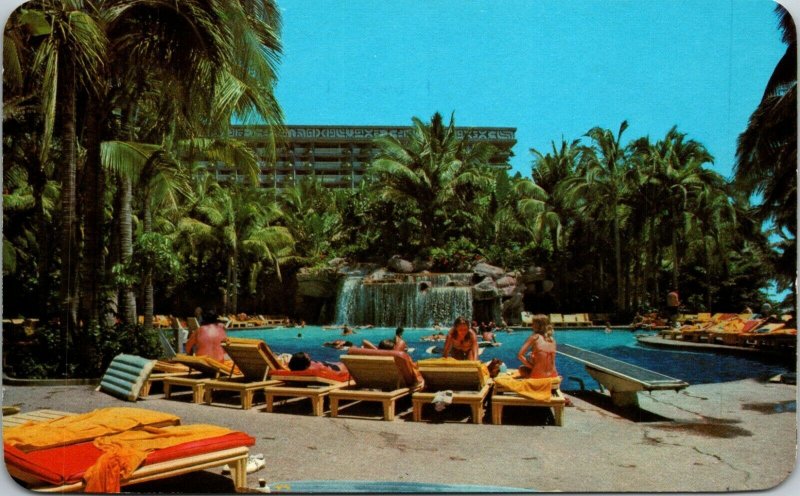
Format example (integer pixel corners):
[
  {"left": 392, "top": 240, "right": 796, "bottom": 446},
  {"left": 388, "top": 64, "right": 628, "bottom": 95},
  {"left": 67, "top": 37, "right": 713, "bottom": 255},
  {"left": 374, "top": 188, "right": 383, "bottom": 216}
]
[{"left": 516, "top": 314, "right": 558, "bottom": 378}]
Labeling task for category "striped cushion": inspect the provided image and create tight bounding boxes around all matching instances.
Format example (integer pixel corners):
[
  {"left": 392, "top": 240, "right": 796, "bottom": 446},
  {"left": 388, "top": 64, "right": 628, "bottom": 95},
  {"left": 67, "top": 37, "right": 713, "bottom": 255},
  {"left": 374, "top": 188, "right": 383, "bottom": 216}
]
[{"left": 99, "top": 354, "right": 156, "bottom": 401}]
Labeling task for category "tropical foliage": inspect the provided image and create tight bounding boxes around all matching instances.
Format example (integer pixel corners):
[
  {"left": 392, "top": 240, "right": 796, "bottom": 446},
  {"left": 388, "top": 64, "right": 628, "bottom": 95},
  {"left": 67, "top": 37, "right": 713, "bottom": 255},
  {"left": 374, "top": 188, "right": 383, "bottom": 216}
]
[{"left": 2, "top": 2, "right": 792, "bottom": 378}]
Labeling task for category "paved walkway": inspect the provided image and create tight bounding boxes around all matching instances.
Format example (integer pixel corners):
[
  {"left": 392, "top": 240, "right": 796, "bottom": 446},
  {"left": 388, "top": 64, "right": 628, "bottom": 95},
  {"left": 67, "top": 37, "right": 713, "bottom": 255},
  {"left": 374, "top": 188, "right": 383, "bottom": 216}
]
[{"left": 2, "top": 378, "right": 797, "bottom": 492}]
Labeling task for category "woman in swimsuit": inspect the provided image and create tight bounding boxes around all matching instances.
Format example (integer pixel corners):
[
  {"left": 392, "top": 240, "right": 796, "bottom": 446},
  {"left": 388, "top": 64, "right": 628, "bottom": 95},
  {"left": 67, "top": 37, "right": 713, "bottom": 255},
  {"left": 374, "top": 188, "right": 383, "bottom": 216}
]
[
  {"left": 443, "top": 316, "right": 479, "bottom": 360},
  {"left": 517, "top": 314, "right": 558, "bottom": 378}
]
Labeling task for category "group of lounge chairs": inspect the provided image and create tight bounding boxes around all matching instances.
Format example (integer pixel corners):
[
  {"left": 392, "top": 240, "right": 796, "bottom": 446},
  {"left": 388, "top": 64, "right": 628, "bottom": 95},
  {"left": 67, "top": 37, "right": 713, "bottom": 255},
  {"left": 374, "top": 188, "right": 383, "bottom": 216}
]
[
  {"left": 143, "top": 337, "right": 565, "bottom": 426},
  {"left": 660, "top": 313, "right": 797, "bottom": 350},
  {"left": 520, "top": 312, "right": 594, "bottom": 327},
  {"left": 139, "top": 313, "right": 289, "bottom": 330},
  {"left": 4, "top": 336, "right": 567, "bottom": 491}
]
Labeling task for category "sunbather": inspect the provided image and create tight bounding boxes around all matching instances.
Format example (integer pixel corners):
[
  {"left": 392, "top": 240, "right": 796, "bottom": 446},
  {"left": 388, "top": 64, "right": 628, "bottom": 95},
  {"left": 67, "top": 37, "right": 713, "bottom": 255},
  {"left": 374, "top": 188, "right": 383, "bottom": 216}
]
[
  {"left": 185, "top": 318, "right": 228, "bottom": 362},
  {"left": 362, "top": 327, "right": 408, "bottom": 352},
  {"left": 517, "top": 314, "right": 558, "bottom": 379},
  {"left": 443, "top": 316, "right": 479, "bottom": 360},
  {"left": 288, "top": 351, "right": 347, "bottom": 374},
  {"left": 323, "top": 339, "right": 352, "bottom": 350}
]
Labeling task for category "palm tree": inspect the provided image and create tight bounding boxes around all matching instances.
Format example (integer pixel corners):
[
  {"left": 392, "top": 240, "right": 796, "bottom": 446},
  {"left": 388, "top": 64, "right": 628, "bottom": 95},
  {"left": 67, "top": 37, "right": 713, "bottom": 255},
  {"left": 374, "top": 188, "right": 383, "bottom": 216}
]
[
  {"left": 735, "top": 4, "right": 796, "bottom": 298},
  {"left": 15, "top": 0, "right": 106, "bottom": 342},
  {"left": 565, "top": 122, "right": 631, "bottom": 311},
  {"left": 368, "top": 112, "right": 495, "bottom": 252},
  {"left": 280, "top": 178, "right": 343, "bottom": 261},
  {"left": 86, "top": 0, "right": 284, "bottom": 325},
  {"left": 179, "top": 178, "right": 293, "bottom": 314}
]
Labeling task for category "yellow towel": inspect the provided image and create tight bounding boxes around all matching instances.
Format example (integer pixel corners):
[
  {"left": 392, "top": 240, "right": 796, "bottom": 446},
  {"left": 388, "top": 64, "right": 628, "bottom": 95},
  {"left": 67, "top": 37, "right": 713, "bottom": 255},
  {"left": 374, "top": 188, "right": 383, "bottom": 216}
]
[
  {"left": 3, "top": 407, "right": 180, "bottom": 452},
  {"left": 84, "top": 424, "right": 232, "bottom": 493},
  {"left": 494, "top": 376, "right": 559, "bottom": 402},
  {"left": 417, "top": 358, "right": 489, "bottom": 380}
]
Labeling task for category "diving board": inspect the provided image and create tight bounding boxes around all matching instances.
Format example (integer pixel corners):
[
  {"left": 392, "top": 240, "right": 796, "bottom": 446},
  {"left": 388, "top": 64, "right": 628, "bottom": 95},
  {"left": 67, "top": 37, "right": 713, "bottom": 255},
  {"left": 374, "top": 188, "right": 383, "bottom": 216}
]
[{"left": 557, "top": 344, "right": 689, "bottom": 407}]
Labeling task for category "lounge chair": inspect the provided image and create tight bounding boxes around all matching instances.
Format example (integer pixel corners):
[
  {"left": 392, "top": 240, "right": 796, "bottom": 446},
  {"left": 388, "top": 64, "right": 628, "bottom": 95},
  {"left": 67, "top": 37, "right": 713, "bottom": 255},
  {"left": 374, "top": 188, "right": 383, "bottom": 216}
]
[
  {"left": 162, "top": 355, "right": 240, "bottom": 404},
  {"left": 695, "top": 313, "right": 712, "bottom": 324},
  {"left": 202, "top": 338, "right": 284, "bottom": 409},
  {"left": 491, "top": 374, "right": 565, "bottom": 426},
  {"left": 411, "top": 359, "right": 491, "bottom": 424},
  {"left": 3, "top": 408, "right": 253, "bottom": 492},
  {"left": 328, "top": 348, "right": 423, "bottom": 421},
  {"left": 264, "top": 365, "right": 350, "bottom": 416},
  {"left": 549, "top": 314, "right": 564, "bottom": 327},
  {"left": 141, "top": 360, "right": 198, "bottom": 397},
  {"left": 562, "top": 314, "right": 578, "bottom": 326}
]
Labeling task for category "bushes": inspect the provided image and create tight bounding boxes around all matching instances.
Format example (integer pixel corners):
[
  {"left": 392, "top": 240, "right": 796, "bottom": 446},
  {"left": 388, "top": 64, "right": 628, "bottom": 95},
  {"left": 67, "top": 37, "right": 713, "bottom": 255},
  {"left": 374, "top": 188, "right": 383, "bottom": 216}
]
[{"left": 3, "top": 323, "right": 163, "bottom": 379}]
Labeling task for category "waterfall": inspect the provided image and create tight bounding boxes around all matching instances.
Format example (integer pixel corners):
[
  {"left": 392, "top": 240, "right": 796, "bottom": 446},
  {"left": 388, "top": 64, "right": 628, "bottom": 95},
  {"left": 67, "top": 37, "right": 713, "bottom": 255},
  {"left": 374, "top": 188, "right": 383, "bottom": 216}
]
[{"left": 334, "top": 273, "right": 473, "bottom": 327}]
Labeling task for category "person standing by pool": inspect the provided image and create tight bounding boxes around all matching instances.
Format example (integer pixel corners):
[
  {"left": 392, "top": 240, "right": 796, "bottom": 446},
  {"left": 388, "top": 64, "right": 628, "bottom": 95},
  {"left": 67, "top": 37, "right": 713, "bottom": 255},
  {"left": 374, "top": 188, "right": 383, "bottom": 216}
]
[
  {"left": 666, "top": 289, "right": 680, "bottom": 325},
  {"left": 443, "top": 316, "right": 479, "bottom": 360},
  {"left": 517, "top": 314, "right": 558, "bottom": 378}
]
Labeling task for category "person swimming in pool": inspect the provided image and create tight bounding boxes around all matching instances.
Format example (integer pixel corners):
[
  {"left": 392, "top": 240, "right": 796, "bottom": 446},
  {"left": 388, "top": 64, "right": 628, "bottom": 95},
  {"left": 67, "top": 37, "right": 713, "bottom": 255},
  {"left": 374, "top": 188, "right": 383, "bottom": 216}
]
[
  {"left": 443, "top": 316, "right": 479, "bottom": 360},
  {"left": 516, "top": 314, "right": 558, "bottom": 379}
]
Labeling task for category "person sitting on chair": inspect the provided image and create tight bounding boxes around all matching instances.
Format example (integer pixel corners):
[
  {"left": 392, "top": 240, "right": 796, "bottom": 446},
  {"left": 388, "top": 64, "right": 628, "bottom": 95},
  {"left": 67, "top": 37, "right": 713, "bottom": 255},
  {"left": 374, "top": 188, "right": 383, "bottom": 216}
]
[
  {"left": 185, "top": 316, "right": 228, "bottom": 362},
  {"left": 516, "top": 314, "right": 558, "bottom": 379}
]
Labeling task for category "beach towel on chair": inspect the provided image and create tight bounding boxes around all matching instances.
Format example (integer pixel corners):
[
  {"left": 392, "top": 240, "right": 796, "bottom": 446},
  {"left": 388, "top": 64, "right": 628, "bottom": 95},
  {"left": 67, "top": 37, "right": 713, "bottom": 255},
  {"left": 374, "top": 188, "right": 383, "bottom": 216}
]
[{"left": 494, "top": 376, "right": 560, "bottom": 402}]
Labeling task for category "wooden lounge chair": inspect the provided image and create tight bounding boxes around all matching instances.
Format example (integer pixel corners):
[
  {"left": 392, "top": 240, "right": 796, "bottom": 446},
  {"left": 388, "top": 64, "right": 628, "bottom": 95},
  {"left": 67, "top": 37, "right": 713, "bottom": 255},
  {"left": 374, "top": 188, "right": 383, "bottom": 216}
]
[
  {"left": 264, "top": 367, "right": 350, "bottom": 416},
  {"left": 329, "top": 348, "right": 423, "bottom": 421},
  {"left": 202, "top": 338, "right": 284, "bottom": 409},
  {"left": 491, "top": 375, "right": 565, "bottom": 426},
  {"left": 562, "top": 314, "right": 578, "bottom": 326},
  {"left": 411, "top": 360, "right": 491, "bottom": 424},
  {"left": 141, "top": 360, "right": 199, "bottom": 397},
  {"left": 162, "top": 355, "right": 240, "bottom": 404},
  {"left": 549, "top": 314, "right": 564, "bottom": 327},
  {"left": 4, "top": 409, "right": 252, "bottom": 492},
  {"left": 576, "top": 313, "right": 593, "bottom": 327}
]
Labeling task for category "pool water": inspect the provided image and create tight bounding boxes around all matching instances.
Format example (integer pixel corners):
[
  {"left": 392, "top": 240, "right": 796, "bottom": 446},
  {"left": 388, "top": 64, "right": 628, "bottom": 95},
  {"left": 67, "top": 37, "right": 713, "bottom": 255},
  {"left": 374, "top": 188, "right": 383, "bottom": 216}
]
[{"left": 226, "top": 326, "right": 793, "bottom": 389}]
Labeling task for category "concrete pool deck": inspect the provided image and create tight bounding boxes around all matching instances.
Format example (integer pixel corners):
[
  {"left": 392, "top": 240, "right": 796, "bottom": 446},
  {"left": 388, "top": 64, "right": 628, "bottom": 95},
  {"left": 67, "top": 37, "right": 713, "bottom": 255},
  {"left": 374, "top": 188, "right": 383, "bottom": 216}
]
[{"left": 1, "top": 378, "right": 797, "bottom": 493}]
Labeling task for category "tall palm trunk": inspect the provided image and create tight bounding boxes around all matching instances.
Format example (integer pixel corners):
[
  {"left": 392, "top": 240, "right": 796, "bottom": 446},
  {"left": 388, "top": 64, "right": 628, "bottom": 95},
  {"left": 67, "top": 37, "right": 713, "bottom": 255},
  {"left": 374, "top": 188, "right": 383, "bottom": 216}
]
[
  {"left": 33, "top": 174, "right": 52, "bottom": 317},
  {"left": 142, "top": 202, "right": 154, "bottom": 331},
  {"left": 229, "top": 253, "right": 239, "bottom": 314},
  {"left": 59, "top": 57, "right": 78, "bottom": 349},
  {"left": 613, "top": 202, "right": 623, "bottom": 311},
  {"left": 118, "top": 175, "right": 136, "bottom": 323},
  {"left": 671, "top": 215, "right": 680, "bottom": 292},
  {"left": 648, "top": 216, "right": 657, "bottom": 309},
  {"left": 118, "top": 102, "right": 138, "bottom": 324},
  {"left": 79, "top": 106, "right": 105, "bottom": 328}
]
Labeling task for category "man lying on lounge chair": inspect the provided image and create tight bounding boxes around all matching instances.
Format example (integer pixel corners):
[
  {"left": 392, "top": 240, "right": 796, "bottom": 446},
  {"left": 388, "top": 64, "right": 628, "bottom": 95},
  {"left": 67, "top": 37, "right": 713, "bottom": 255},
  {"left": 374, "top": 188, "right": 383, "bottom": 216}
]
[{"left": 288, "top": 352, "right": 348, "bottom": 375}]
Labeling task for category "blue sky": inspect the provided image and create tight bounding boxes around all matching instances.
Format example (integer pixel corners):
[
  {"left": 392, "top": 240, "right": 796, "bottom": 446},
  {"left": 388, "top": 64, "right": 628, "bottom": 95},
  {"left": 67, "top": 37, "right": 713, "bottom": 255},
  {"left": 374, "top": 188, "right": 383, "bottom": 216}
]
[{"left": 274, "top": 0, "right": 787, "bottom": 179}]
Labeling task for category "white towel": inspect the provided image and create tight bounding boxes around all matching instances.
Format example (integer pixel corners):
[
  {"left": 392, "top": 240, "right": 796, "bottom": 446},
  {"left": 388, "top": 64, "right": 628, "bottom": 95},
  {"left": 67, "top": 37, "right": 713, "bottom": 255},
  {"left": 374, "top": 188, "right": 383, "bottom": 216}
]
[{"left": 432, "top": 390, "right": 454, "bottom": 411}]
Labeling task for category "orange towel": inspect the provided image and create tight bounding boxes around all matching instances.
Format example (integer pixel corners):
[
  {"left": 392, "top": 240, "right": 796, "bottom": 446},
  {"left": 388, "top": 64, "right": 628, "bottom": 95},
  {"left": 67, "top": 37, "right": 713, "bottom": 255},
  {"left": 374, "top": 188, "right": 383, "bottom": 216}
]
[
  {"left": 84, "top": 424, "right": 232, "bottom": 493},
  {"left": 494, "top": 376, "right": 558, "bottom": 402},
  {"left": 172, "top": 354, "right": 240, "bottom": 376},
  {"left": 3, "top": 408, "right": 180, "bottom": 452}
]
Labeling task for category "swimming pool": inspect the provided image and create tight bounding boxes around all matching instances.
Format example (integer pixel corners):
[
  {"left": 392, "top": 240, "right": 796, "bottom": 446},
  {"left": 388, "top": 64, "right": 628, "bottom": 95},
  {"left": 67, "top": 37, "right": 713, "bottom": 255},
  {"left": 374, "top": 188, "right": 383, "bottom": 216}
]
[{"left": 226, "top": 326, "right": 793, "bottom": 388}]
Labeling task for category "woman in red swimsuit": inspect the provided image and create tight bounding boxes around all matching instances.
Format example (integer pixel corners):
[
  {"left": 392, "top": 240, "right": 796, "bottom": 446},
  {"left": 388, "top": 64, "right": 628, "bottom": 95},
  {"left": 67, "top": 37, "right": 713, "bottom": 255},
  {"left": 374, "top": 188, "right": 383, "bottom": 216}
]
[{"left": 516, "top": 314, "right": 558, "bottom": 378}]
